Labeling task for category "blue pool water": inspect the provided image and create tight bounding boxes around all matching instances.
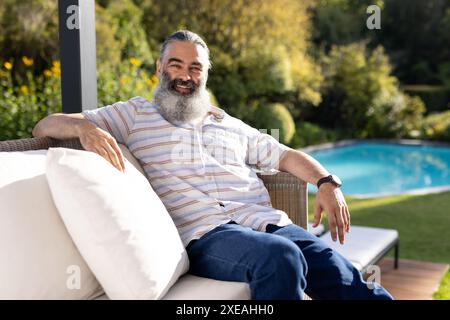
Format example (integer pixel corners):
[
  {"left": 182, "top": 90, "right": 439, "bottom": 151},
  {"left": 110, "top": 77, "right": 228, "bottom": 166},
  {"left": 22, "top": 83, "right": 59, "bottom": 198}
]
[{"left": 308, "top": 143, "right": 450, "bottom": 197}]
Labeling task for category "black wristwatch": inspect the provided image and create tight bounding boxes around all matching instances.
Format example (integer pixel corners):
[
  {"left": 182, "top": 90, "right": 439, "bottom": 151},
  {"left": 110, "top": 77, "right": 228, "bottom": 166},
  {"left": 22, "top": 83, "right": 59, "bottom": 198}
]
[{"left": 317, "top": 174, "right": 342, "bottom": 189}]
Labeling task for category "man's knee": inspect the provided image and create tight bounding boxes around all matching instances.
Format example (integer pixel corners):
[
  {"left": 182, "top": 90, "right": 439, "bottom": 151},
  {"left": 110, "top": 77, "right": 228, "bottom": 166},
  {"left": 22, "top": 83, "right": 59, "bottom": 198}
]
[{"left": 257, "top": 237, "right": 308, "bottom": 278}]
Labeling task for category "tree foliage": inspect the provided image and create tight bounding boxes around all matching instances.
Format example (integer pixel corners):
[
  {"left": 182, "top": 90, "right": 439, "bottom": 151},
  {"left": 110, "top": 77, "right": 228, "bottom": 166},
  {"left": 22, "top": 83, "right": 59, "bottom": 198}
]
[
  {"left": 316, "top": 43, "right": 425, "bottom": 138},
  {"left": 251, "top": 102, "right": 296, "bottom": 145},
  {"left": 139, "top": 0, "right": 321, "bottom": 115},
  {"left": 0, "top": 0, "right": 446, "bottom": 142}
]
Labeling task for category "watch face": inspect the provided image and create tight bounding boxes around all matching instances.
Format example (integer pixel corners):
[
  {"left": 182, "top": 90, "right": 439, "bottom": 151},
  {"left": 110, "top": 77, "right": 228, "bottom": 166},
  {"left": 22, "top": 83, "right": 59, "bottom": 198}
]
[{"left": 331, "top": 174, "right": 342, "bottom": 186}]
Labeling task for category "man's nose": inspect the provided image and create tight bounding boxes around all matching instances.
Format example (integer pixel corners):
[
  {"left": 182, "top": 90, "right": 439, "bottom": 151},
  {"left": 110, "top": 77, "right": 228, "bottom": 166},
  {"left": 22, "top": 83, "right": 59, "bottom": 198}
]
[{"left": 177, "top": 67, "right": 192, "bottom": 81}]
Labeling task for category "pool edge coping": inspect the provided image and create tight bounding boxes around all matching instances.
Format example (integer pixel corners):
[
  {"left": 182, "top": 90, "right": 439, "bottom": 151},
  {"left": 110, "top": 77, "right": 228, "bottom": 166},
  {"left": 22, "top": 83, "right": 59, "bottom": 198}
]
[{"left": 300, "top": 138, "right": 450, "bottom": 153}]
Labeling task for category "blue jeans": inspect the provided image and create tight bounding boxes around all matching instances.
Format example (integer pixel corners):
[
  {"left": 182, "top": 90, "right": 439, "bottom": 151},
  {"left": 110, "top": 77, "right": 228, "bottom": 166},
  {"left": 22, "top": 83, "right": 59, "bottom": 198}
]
[{"left": 186, "top": 222, "right": 394, "bottom": 300}]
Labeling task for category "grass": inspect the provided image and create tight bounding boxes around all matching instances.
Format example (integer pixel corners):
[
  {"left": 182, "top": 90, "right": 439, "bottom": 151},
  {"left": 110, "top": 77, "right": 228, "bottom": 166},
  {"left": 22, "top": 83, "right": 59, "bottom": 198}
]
[
  {"left": 433, "top": 271, "right": 450, "bottom": 300},
  {"left": 307, "top": 191, "right": 450, "bottom": 300}
]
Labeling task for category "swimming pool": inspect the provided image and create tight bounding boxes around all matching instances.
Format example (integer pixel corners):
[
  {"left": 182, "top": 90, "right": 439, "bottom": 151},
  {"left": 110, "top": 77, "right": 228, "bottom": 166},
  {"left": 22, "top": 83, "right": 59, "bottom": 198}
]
[{"left": 307, "top": 142, "right": 450, "bottom": 197}]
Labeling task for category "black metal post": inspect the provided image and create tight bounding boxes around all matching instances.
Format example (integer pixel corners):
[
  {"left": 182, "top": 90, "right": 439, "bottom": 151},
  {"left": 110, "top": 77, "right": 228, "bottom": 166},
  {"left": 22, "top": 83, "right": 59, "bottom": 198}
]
[
  {"left": 394, "top": 241, "right": 399, "bottom": 269},
  {"left": 58, "top": 0, "right": 97, "bottom": 113}
]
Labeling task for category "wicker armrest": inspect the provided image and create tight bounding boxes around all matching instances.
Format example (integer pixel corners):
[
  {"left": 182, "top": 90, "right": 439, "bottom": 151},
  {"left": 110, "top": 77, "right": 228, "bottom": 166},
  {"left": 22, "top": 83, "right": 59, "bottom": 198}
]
[
  {"left": 257, "top": 172, "right": 308, "bottom": 229},
  {"left": 0, "top": 137, "right": 83, "bottom": 152}
]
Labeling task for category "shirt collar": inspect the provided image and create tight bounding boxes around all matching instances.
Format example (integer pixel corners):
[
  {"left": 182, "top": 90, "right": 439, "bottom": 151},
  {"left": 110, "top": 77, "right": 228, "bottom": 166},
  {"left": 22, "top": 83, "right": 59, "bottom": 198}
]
[{"left": 207, "top": 105, "right": 225, "bottom": 122}]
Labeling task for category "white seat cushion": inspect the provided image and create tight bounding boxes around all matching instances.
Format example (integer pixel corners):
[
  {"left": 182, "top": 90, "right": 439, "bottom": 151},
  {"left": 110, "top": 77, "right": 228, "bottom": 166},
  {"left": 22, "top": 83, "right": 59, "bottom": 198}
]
[
  {"left": 320, "top": 226, "right": 398, "bottom": 269},
  {"left": 94, "top": 275, "right": 251, "bottom": 300},
  {"left": 162, "top": 275, "right": 251, "bottom": 300}
]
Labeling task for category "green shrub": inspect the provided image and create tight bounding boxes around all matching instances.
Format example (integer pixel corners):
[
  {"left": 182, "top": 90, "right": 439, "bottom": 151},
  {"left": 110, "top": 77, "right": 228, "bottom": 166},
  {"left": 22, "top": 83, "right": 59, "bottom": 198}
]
[
  {"left": 0, "top": 0, "right": 59, "bottom": 68},
  {"left": 104, "top": 0, "right": 153, "bottom": 66},
  {"left": 0, "top": 57, "right": 158, "bottom": 140},
  {"left": 0, "top": 59, "right": 61, "bottom": 140},
  {"left": 320, "top": 43, "right": 425, "bottom": 138},
  {"left": 422, "top": 110, "right": 450, "bottom": 141},
  {"left": 238, "top": 46, "right": 293, "bottom": 99},
  {"left": 207, "top": 88, "right": 219, "bottom": 107},
  {"left": 207, "top": 47, "right": 248, "bottom": 118},
  {"left": 290, "top": 121, "right": 338, "bottom": 148},
  {"left": 364, "top": 90, "right": 426, "bottom": 138},
  {"left": 251, "top": 103, "right": 295, "bottom": 145},
  {"left": 97, "top": 57, "right": 157, "bottom": 106}
]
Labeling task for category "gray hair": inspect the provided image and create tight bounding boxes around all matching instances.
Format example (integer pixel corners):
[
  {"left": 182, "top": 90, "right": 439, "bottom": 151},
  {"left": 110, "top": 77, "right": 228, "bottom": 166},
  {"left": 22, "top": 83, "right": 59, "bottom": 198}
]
[{"left": 159, "top": 30, "right": 211, "bottom": 69}]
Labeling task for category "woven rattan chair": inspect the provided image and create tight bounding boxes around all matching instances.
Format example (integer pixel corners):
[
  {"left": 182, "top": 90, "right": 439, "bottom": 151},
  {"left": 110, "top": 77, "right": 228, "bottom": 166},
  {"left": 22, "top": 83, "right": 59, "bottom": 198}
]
[{"left": 0, "top": 136, "right": 309, "bottom": 229}]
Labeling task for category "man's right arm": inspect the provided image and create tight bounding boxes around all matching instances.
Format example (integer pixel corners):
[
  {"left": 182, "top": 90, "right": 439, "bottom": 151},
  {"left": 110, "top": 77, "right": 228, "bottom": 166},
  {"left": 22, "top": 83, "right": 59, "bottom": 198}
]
[{"left": 32, "top": 113, "right": 125, "bottom": 172}]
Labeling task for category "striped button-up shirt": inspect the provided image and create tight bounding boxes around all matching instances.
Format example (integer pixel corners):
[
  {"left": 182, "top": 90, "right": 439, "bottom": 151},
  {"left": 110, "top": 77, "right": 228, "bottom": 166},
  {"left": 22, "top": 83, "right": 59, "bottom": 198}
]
[{"left": 82, "top": 96, "right": 293, "bottom": 247}]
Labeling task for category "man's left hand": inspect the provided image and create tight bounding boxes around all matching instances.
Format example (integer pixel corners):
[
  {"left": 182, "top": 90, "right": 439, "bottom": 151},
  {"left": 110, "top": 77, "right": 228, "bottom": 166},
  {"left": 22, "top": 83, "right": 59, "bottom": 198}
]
[{"left": 313, "top": 184, "right": 350, "bottom": 244}]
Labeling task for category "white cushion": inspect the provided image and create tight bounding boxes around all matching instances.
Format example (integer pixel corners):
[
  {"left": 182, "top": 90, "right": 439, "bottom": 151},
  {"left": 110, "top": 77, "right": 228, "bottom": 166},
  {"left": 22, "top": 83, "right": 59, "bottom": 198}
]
[
  {"left": 162, "top": 275, "right": 250, "bottom": 300},
  {"left": 320, "top": 226, "right": 398, "bottom": 269},
  {"left": 0, "top": 150, "right": 103, "bottom": 299},
  {"left": 95, "top": 275, "right": 251, "bottom": 300},
  {"left": 45, "top": 147, "right": 189, "bottom": 300}
]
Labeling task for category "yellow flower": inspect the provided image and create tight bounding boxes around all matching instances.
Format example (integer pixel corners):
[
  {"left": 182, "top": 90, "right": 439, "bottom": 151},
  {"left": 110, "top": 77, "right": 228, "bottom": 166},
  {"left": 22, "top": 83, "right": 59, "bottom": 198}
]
[
  {"left": 52, "top": 60, "right": 60, "bottom": 69},
  {"left": 52, "top": 69, "right": 61, "bottom": 77},
  {"left": 43, "top": 69, "right": 52, "bottom": 77},
  {"left": 146, "top": 78, "right": 153, "bottom": 86},
  {"left": 51, "top": 61, "right": 61, "bottom": 77},
  {"left": 129, "top": 57, "right": 141, "bottom": 67},
  {"left": 3, "top": 62, "right": 13, "bottom": 70},
  {"left": 20, "top": 85, "right": 29, "bottom": 94},
  {"left": 151, "top": 74, "right": 159, "bottom": 84},
  {"left": 22, "top": 56, "right": 34, "bottom": 67}
]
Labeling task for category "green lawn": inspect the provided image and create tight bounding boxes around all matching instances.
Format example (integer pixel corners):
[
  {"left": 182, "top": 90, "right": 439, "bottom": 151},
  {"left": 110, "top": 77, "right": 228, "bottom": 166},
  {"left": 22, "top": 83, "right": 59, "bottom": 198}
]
[{"left": 307, "top": 191, "right": 450, "bottom": 300}]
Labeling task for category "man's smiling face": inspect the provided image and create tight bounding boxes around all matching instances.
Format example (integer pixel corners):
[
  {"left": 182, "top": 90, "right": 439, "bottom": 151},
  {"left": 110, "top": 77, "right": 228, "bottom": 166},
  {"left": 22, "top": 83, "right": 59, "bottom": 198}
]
[
  {"left": 156, "top": 41, "right": 209, "bottom": 96},
  {"left": 153, "top": 40, "right": 211, "bottom": 125}
]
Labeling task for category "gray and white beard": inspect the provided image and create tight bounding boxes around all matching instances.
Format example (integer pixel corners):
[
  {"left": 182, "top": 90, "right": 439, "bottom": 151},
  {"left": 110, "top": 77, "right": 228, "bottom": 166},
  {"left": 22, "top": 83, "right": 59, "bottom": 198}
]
[{"left": 153, "top": 73, "right": 211, "bottom": 125}]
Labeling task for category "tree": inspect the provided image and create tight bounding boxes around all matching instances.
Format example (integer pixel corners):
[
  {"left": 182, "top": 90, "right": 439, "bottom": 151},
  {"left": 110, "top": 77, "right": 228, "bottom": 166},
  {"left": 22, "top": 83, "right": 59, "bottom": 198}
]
[
  {"left": 316, "top": 43, "right": 425, "bottom": 138},
  {"left": 139, "top": 0, "right": 321, "bottom": 116}
]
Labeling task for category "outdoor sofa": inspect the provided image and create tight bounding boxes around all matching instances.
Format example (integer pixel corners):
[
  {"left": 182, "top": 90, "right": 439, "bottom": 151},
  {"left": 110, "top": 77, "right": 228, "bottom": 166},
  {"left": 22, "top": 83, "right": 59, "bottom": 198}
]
[{"left": 0, "top": 136, "right": 398, "bottom": 300}]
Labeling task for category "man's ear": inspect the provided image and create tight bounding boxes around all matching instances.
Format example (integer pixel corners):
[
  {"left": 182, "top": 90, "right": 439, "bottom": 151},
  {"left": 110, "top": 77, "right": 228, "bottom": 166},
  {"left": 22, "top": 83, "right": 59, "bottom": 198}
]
[{"left": 156, "top": 59, "right": 162, "bottom": 76}]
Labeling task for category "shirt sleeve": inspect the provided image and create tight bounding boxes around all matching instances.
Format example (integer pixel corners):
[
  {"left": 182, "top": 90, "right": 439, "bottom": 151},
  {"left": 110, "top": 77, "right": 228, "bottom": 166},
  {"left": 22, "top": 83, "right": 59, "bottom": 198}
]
[
  {"left": 243, "top": 123, "right": 291, "bottom": 172},
  {"left": 81, "top": 98, "right": 138, "bottom": 145}
]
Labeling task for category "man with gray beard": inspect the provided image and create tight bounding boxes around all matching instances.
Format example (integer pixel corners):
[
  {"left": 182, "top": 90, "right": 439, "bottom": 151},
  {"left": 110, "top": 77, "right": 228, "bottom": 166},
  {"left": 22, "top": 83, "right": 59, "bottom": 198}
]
[
  {"left": 153, "top": 71, "right": 211, "bottom": 126},
  {"left": 32, "top": 30, "right": 393, "bottom": 300}
]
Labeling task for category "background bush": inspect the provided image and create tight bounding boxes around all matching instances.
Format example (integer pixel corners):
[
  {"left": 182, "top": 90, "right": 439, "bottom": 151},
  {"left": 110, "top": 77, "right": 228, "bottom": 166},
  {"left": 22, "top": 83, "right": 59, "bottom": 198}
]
[
  {"left": 250, "top": 103, "right": 296, "bottom": 145},
  {"left": 422, "top": 111, "right": 450, "bottom": 141},
  {"left": 290, "top": 121, "right": 339, "bottom": 149}
]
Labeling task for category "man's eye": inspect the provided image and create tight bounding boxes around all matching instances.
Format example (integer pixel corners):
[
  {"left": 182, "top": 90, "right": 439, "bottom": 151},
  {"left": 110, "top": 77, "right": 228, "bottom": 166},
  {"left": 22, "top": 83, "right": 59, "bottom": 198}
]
[{"left": 170, "top": 64, "right": 182, "bottom": 69}]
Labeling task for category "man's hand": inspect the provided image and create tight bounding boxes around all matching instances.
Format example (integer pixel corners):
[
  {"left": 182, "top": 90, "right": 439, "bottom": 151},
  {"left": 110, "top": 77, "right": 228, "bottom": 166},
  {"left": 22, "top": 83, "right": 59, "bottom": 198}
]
[
  {"left": 78, "top": 122, "right": 126, "bottom": 172},
  {"left": 313, "top": 184, "right": 350, "bottom": 244},
  {"left": 277, "top": 148, "right": 350, "bottom": 243}
]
